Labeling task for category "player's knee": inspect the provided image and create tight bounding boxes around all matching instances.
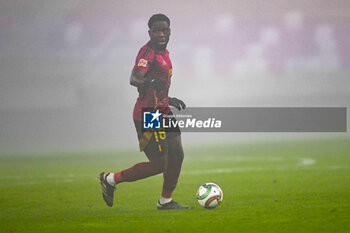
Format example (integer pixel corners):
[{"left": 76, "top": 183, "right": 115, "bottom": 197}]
[
  {"left": 168, "top": 136, "right": 184, "bottom": 162},
  {"left": 177, "top": 149, "right": 184, "bottom": 162},
  {"left": 171, "top": 147, "right": 184, "bottom": 163},
  {"left": 150, "top": 156, "right": 166, "bottom": 173}
]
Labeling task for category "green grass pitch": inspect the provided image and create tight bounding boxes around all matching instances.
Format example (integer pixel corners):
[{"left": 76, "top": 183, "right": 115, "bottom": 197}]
[{"left": 1, "top": 137, "right": 350, "bottom": 233}]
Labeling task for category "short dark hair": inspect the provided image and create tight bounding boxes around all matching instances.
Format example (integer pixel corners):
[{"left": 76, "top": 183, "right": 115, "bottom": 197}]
[{"left": 148, "top": 14, "right": 170, "bottom": 29}]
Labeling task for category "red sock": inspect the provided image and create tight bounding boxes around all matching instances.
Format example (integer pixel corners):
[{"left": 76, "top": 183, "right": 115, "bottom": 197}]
[
  {"left": 113, "top": 172, "right": 122, "bottom": 184},
  {"left": 114, "top": 161, "right": 163, "bottom": 184}
]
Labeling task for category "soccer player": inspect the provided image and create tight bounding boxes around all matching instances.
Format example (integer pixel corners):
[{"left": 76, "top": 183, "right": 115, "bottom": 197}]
[{"left": 99, "top": 14, "right": 189, "bottom": 210}]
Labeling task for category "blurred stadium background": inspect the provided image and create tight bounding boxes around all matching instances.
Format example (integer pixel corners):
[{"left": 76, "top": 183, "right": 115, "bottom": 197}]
[{"left": 1, "top": 0, "right": 349, "bottom": 154}]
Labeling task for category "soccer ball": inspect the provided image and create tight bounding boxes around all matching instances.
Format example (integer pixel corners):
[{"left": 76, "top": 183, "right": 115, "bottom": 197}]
[{"left": 196, "top": 183, "right": 223, "bottom": 209}]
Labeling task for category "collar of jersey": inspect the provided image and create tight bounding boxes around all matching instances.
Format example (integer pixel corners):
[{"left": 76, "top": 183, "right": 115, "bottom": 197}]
[{"left": 147, "top": 40, "right": 169, "bottom": 53}]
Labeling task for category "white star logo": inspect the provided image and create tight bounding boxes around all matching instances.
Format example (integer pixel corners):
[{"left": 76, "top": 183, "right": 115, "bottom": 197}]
[{"left": 151, "top": 110, "right": 162, "bottom": 122}]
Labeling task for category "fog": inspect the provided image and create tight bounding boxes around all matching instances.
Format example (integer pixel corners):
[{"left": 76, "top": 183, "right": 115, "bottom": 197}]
[{"left": 1, "top": 0, "right": 349, "bottom": 153}]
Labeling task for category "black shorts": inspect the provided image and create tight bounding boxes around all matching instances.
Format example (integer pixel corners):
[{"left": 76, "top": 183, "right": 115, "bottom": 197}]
[{"left": 134, "top": 111, "right": 181, "bottom": 157}]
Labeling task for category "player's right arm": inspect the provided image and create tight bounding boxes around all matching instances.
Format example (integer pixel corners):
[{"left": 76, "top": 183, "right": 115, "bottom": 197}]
[
  {"left": 130, "top": 46, "right": 165, "bottom": 90},
  {"left": 130, "top": 69, "right": 146, "bottom": 88},
  {"left": 130, "top": 70, "right": 166, "bottom": 91}
]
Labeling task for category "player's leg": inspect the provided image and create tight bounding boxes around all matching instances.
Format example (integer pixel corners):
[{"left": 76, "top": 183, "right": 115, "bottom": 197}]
[
  {"left": 99, "top": 132, "right": 166, "bottom": 207},
  {"left": 112, "top": 148, "right": 166, "bottom": 184},
  {"left": 99, "top": 153, "right": 165, "bottom": 207},
  {"left": 157, "top": 134, "right": 189, "bottom": 210},
  {"left": 162, "top": 134, "right": 184, "bottom": 197},
  {"left": 110, "top": 127, "right": 167, "bottom": 185}
]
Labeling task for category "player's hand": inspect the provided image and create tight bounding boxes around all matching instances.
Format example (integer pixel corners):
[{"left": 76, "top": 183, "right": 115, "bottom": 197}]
[
  {"left": 144, "top": 79, "right": 166, "bottom": 91},
  {"left": 169, "top": 97, "right": 186, "bottom": 111}
]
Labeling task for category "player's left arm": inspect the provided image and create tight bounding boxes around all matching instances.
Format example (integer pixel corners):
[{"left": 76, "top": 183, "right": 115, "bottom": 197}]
[{"left": 168, "top": 97, "right": 186, "bottom": 110}]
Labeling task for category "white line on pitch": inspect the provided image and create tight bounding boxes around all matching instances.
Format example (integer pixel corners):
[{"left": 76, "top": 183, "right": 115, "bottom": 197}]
[
  {"left": 186, "top": 156, "right": 284, "bottom": 162},
  {"left": 182, "top": 165, "right": 348, "bottom": 175},
  {"left": 299, "top": 158, "right": 316, "bottom": 166},
  {"left": 0, "top": 165, "right": 349, "bottom": 186}
]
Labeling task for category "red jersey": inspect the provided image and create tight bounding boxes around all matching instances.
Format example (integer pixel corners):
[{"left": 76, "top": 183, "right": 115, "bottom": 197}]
[{"left": 132, "top": 41, "right": 173, "bottom": 121}]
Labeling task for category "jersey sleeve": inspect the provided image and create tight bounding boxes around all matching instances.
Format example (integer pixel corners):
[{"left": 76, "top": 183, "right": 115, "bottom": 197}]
[{"left": 133, "top": 46, "right": 155, "bottom": 73}]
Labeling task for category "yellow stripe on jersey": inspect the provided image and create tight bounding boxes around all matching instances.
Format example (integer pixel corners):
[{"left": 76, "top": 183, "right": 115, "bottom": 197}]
[
  {"left": 139, "top": 130, "right": 153, "bottom": 152},
  {"left": 153, "top": 91, "right": 158, "bottom": 110},
  {"left": 168, "top": 68, "right": 172, "bottom": 80}
]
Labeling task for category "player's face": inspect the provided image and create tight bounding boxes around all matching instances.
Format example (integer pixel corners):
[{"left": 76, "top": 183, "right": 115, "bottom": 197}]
[{"left": 148, "top": 21, "right": 170, "bottom": 50}]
